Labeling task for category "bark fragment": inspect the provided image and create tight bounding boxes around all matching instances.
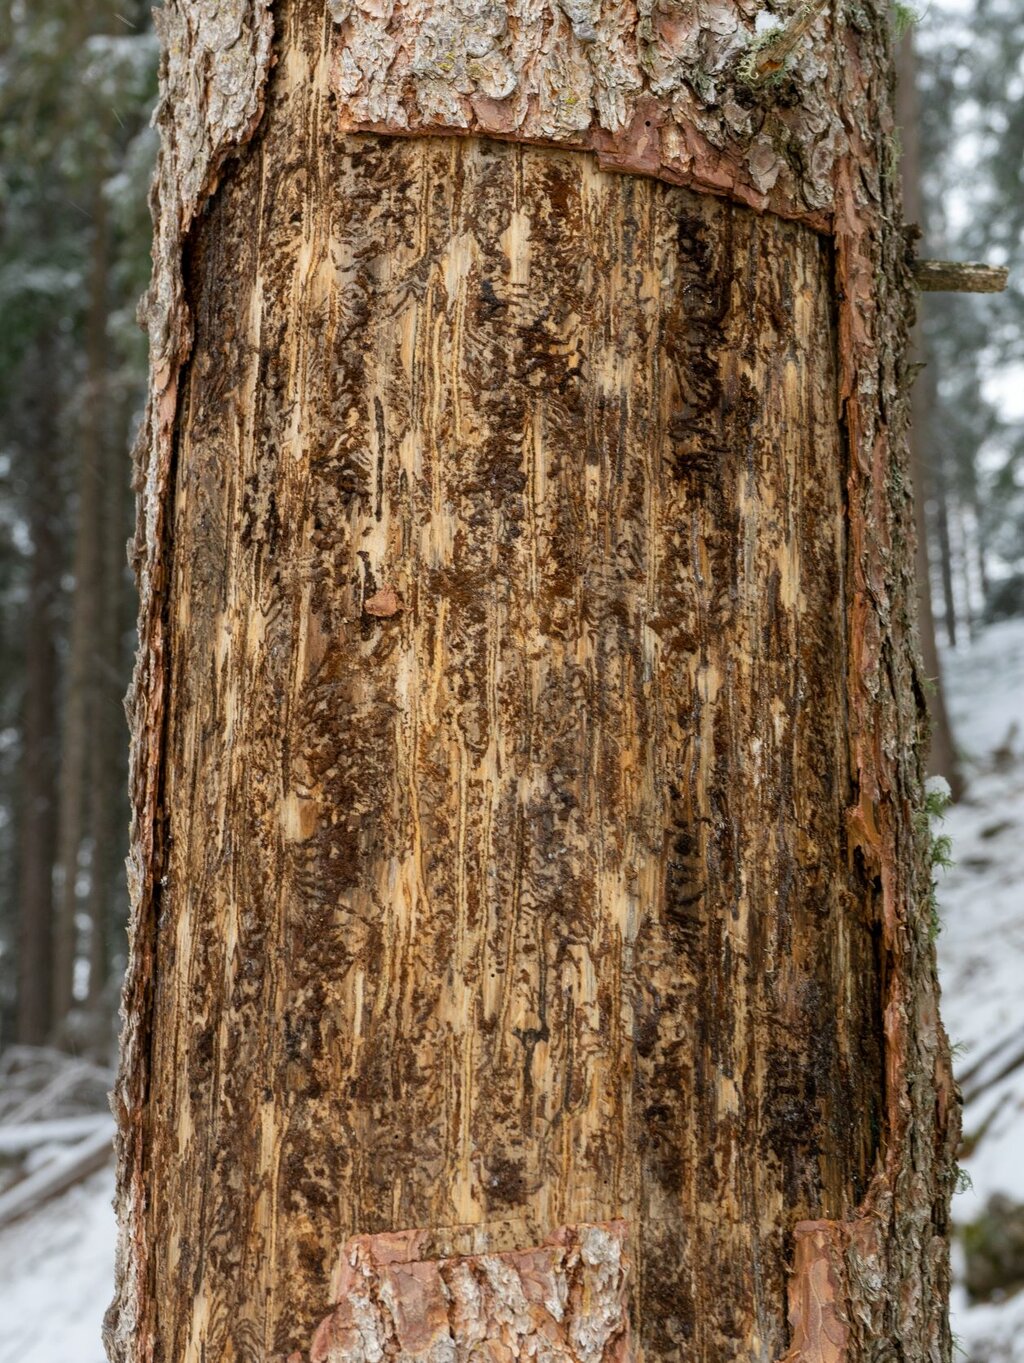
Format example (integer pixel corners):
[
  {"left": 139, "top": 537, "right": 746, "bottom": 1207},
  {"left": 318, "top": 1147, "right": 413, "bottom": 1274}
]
[
  {"left": 327, "top": 0, "right": 845, "bottom": 223},
  {"left": 303, "top": 1222, "right": 631, "bottom": 1362},
  {"left": 779, "top": 1223, "right": 850, "bottom": 1363},
  {"left": 363, "top": 586, "right": 402, "bottom": 618}
]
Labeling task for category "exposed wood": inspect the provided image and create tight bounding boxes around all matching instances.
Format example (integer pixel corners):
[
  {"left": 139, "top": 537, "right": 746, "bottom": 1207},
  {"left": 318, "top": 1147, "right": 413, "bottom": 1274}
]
[
  {"left": 913, "top": 259, "right": 1009, "bottom": 293},
  {"left": 109, "top": 3, "right": 959, "bottom": 1362},
  {"left": 150, "top": 112, "right": 877, "bottom": 1357}
]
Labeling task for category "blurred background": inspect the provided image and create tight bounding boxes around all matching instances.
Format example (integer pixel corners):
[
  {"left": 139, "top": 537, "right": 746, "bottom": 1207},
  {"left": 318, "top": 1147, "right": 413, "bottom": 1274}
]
[{"left": 0, "top": 2, "right": 1021, "bottom": 1360}]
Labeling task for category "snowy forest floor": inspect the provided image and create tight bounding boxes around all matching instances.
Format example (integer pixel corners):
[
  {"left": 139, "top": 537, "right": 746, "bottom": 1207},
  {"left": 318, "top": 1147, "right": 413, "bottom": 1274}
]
[
  {"left": 1, "top": 620, "right": 1023, "bottom": 1363},
  {"left": 939, "top": 617, "right": 1024, "bottom": 1362}
]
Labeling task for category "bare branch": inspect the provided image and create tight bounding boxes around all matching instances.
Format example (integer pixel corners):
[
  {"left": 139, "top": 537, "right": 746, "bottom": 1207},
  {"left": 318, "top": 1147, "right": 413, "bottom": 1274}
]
[{"left": 914, "top": 260, "right": 1009, "bottom": 293}]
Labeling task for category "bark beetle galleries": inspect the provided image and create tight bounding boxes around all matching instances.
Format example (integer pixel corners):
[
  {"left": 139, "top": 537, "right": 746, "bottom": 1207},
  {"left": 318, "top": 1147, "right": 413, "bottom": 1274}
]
[
  {"left": 108, "top": 3, "right": 958, "bottom": 1362},
  {"left": 156, "top": 130, "right": 867, "bottom": 1359}
]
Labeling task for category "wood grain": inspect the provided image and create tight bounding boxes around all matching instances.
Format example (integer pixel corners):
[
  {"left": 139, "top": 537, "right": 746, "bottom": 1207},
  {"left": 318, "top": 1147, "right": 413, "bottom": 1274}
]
[{"left": 142, "top": 14, "right": 885, "bottom": 1357}]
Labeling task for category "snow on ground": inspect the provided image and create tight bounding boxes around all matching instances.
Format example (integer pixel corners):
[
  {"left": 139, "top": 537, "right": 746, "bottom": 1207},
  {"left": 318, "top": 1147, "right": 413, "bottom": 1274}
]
[
  {"left": 0, "top": 1165, "right": 114, "bottom": 1363},
  {"left": 0, "top": 622, "right": 1021, "bottom": 1362},
  {"left": 938, "top": 616, "right": 1024, "bottom": 1362}
]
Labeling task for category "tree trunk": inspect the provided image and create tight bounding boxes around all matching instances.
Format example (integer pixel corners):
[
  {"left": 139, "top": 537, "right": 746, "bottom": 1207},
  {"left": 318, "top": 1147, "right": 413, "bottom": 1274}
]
[
  {"left": 109, "top": 4, "right": 958, "bottom": 1362},
  {"left": 14, "top": 340, "right": 62, "bottom": 1045},
  {"left": 53, "top": 171, "right": 110, "bottom": 1035},
  {"left": 896, "top": 34, "right": 965, "bottom": 801},
  {"left": 972, "top": 493, "right": 991, "bottom": 609},
  {"left": 84, "top": 392, "right": 134, "bottom": 1034},
  {"left": 954, "top": 501, "right": 977, "bottom": 643},
  {"left": 933, "top": 469, "right": 958, "bottom": 650},
  {"left": 911, "top": 423, "right": 966, "bottom": 798}
]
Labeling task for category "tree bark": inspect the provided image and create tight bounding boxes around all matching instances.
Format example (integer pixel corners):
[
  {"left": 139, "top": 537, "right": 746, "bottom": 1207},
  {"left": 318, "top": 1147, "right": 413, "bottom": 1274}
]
[{"left": 109, "top": 3, "right": 958, "bottom": 1362}]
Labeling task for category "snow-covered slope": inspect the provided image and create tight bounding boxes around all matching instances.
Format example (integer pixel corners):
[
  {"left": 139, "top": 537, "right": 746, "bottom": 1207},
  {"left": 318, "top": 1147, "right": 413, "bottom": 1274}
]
[
  {"left": 938, "top": 618, "right": 1024, "bottom": 1362},
  {"left": 0, "top": 622, "right": 1021, "bottom": 1362},
  {"left": 0, "top": 1165, "right": 114, "bottom": 1363}
]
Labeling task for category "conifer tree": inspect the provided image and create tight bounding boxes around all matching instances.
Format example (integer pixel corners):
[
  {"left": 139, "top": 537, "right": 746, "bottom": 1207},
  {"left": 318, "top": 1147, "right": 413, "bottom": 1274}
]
[{"left": 109, "top": 3, "right": 958, "bottom": 1360}]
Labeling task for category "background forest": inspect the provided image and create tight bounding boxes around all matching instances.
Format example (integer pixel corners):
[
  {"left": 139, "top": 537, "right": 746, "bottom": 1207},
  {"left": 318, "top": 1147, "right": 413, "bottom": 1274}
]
[
  {"left": 0, "top": 0, "right": 155, "bottom": 1053},
  {"left": 0, "top": 1, "right": 1022, "bottom": 1359}
]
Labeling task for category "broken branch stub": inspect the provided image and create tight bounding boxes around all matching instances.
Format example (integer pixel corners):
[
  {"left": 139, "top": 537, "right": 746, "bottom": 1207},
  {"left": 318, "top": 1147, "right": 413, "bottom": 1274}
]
[
  {"left": 913, "top": 259, "right": 1009, "bottom": 293},
  {"left": 743, "top": 0, "right": 833, "bottom": 84}
]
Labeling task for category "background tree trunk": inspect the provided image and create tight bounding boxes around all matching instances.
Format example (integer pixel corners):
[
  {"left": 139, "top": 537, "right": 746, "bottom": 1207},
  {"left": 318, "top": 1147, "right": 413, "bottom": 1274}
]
[
  {"left": 0, "top": 0, "right": 156, "bottom": 1053},
  {"left": 14, "top": 339, "right": 62, "bottom": 1045},
  {"left": 109, "top": 3, "right": 958, "bottom": 1361},
  {"left": 934, "top": 468, "right": 959, "bottom": 649},
  {"left": 912, "top": 422, "right": 966, "bottom": 798},
  {"left": 84, "top": 390, "right": 134, "bottom": 1037},
  {"left": 53, "top": 171, "right": 110, "bottom": 1034},
  {"left": 896, "top": 32, "right": 966, "bottom": 800}
]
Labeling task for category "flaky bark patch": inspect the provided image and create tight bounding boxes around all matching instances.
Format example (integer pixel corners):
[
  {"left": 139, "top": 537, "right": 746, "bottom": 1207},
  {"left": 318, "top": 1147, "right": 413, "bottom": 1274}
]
[
  {"left": 326, "top": 0, "right": 844, "bottom": 225},
  {"left": 298, "top": 1222, "right": 631, "bottom": 1362},
  {"left": 780, "top": 1223, "right": 851, "bottom": 1363}
]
